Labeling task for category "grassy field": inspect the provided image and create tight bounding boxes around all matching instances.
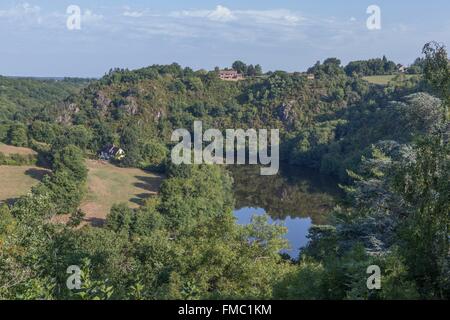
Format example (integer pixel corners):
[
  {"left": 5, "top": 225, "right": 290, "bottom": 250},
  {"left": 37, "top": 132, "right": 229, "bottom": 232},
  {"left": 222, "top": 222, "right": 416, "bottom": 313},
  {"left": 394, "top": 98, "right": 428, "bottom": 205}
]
[
  {"left": 80, "top": 160, "right": 163, "bottom": 226},
  {"left": 0, "top": 165, "right": 49, "bottom": 205},
  {"left": 363, "top": 74, "right": 416, "bottom": 85},
  {"left": 0, "top": 157, "right": 163, "bottom": 226},
  {"left": 0, "top": 143, "right": 36, "bottom": 155}
]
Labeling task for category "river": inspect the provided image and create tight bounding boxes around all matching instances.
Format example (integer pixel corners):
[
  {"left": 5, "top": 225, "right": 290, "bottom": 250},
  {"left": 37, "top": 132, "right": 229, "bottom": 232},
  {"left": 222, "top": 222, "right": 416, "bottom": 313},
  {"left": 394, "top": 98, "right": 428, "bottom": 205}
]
[{"left": 230, "top": 165, "right": 343, "bottom": 258}]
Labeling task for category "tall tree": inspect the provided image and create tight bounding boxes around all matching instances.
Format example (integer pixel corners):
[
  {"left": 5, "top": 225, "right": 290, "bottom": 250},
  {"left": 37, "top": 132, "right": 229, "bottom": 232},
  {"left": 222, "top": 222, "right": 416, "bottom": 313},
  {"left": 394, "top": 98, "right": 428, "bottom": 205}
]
[{"left": 232, "top": 61, "right": 247, "bottom": 74}]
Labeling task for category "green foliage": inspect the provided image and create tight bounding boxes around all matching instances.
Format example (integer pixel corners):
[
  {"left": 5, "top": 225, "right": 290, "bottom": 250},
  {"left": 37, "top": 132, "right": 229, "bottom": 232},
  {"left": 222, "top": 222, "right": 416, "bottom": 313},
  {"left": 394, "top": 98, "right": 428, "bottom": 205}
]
[
  {"left": 37, "top": 170, "right": 85, "bottom": 215},
  {"left": 0, "top": 152, "right": 37, "bottom": 166},
  {"left": 7, "top": 123, "right": 28, "bottom": 147},
  {"left": 230, "top": 61, "right": 263, "bottom": 77},
  {"left": 0, "top": 204, "right": 14, "bottom": 241},
  {"left": 290, "top": 92, "right": 444, "bottom": 180},
  {"left": 274, "top": 258, "right": 326, "bottom": 299},
  {"left": 105, "top": 203, "right": 135, "bottom": 234},
  {"left": 158, "top": 165, "right": 234, "bottom": 232},
  {"left": 345, "top": 56, "right": 398, "bottom": 77},
  {"left": 68, "top": 209, "right": 86, "bottom": 228},
  {"left": 141, "top": 140, "right": 168, "bottom": 170},
  {"left": 1, "top": 164, "right": 292, "bottom": 300},
  {"left": 120, "top": 124, "right": 143, "bottom": 167},
  {"left": 0, "top": 45, "right": 447, "bottom": 300},
  {"left": 29, "top": 121, "right": 62, "bottom": 144},
  {"left": 52, "top": 145, "right": 88, "bottom": 182},
  {"left": 232, "top": 61, "right": 247, "bottom": 74},
  {"left": 377, "top": 249, "right": 420, "bottom": 300},
  {"left": 74, "top": 259, "right": 115, "bottom": 300},
  {"left": 393, "top": 137, "right": 449, "bottom": 297},
  {"left": 422, "top": 41, "right": 450, "bottom": 111},
  {"left": 66, "top": 125, "right": 93, "bottom": 152},
  {"left": 0, "top": 76, "right": 89, "bottom": 122}
]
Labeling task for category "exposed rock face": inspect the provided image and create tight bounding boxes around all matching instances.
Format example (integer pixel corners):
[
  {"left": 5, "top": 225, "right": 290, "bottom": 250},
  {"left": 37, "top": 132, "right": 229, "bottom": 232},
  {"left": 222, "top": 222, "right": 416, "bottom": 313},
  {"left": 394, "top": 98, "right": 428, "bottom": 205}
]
[
  {"left": 122, "top": 96, "right": 139, "bottom": 116},
  {"left": 94, "top": 91, "right": 112, "bottom": 114},
  {"left": 57, "top": 102, "right": 80, "bottom": 124},
  {"left": 277, "top": 101, "right": 296, "bottom": 123}
]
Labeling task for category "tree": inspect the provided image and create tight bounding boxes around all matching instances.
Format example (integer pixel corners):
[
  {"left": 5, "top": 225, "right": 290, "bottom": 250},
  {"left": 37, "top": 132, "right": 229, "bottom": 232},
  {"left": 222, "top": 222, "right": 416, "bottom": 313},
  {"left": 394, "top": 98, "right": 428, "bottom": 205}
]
[
  {"left": 38, "top": 170, "right": 85, "bottom": 214},
  {"left": 232, "top": 61, "right": 247, "bottom": 74},
  {"left": 52, "top": 145, "right": 88, "bottom": 182},
  {"left": 105, "top": 203, "right": 134, "bottom": 233},
  {"left": 29, "top": 121, "right": 60, "bottom": 144},
  {"left": 120, "top": 124, "right": 142, "bottom": 167},
  {"left": 394, "top": 137, "right": 449, "bottom": 297},
  {"left": 254, "top": 64, "right": 263, "bottom": 76},
  {"left": 7, "top": 123, "right": 28, "bottom": 147},
  {"left": 0, "top": 205, "right": 14, "bottom": 241},
  {"left": 422, "top": 41, "right": 450, "bottom": 119},
  {"left": 67, "top": 125, "right": 93, "bottom": 151},
  {"left": 141, "top": 140, "right": 168, "bottom": 169}
]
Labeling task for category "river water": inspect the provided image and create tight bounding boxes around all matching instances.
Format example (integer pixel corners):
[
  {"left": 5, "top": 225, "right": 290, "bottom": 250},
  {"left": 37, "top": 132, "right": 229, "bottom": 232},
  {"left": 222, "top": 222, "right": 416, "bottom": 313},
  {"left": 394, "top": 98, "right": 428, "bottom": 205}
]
[{"left": 230, "top": 165, "right": 343, "bottom": 258}]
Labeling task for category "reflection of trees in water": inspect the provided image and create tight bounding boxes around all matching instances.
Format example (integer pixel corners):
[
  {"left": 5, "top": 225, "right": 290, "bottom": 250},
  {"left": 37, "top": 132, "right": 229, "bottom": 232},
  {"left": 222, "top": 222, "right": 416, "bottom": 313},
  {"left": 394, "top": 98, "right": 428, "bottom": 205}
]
[{"left": 229, "top": 165, "right": 342, "bottom": 225}]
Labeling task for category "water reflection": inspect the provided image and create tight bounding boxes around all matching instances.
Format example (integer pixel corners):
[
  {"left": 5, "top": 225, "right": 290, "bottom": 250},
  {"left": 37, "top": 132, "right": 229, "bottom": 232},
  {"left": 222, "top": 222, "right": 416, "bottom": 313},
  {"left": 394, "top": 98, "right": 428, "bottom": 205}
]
[{"left": 230, "top": 165, "right": 342, "bottom": 257}]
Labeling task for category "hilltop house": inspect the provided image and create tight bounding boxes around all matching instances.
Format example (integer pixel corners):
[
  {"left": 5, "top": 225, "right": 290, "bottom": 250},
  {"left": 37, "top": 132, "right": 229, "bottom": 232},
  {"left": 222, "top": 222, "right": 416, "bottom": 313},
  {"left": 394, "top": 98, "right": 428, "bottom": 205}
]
[
  {"left": 307, "top": 73, "right": 315, "bottom": 80},
  {"left": 99, "top": 145, "right": 126, "bottom": 161},
  {"left": 219, "top": 70, "right": 244, "bottom": 81},
  {"left": 397, "top": 64, "right": 408, "bottom": 73}
]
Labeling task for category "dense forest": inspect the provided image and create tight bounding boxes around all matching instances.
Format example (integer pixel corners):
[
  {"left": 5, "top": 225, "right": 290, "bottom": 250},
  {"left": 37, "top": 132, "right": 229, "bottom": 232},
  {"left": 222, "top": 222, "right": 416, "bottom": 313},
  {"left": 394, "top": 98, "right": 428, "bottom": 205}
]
[
  {"left": 0, "top": 77, "right": 91, "bottom": 122},
  {"left": 0, "top": 42, "right": 448, "bottom": 299}
]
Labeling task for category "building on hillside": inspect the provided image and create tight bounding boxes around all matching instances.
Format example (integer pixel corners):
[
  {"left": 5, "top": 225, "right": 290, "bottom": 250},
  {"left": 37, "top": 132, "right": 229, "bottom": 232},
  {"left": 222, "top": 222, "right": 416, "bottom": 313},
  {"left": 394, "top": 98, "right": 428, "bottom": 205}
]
[
  {"left": 99, "top": 145, "right": 126, "bottom": 161},
  {"left": 307, "top": 73, "right": 315, "bottom": 80},
  {"left": 397, "top": 64, "right": 408, "bottom": 73},
  {"left": 219, "top": 70, "right": 244, "bottom": 81}
]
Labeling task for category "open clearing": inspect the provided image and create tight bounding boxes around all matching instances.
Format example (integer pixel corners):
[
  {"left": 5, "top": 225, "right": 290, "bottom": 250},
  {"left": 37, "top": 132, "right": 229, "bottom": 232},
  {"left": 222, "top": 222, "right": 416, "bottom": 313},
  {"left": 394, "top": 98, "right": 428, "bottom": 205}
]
[
  {"left": 0, "top": 158, "right": 163, "bottom": 226},
  {"left": 363, "top": 74, "right": 416, "bottom": 85},
  {"left": 80, "top": 160, "right": 163, "bottom": 226},
  {"left": 0, "top": 143, "right": 37, "bottom": 155},
  {"left": 0, "top": 165, "right": 49, "bottom": 205}
]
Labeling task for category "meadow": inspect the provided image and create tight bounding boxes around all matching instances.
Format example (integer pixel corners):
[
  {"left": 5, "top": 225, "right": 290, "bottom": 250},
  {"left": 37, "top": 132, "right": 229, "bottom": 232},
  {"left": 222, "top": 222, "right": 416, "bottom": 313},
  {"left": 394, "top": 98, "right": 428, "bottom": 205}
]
[
  {"left": 362, "top": 74, "right": 415, "bottom": 85},
  {"left": 0, "top": 165, "right": 49, "bottom": 205},
  {"left": 0, "top": 152, "right": 163, "bottom": 225},
  {"left": 80, "top": 159, "right": 163, "bottom": 225},
  {"left": 0, "top": 143, "right": 37, "bottom": 155}
]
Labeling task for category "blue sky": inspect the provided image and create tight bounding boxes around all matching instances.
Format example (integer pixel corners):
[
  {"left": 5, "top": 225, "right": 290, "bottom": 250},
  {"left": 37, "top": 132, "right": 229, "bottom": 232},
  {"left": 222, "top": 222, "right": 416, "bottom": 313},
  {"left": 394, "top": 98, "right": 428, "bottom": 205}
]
[{"left": 0, "top": 0, "right": 449, "bottom": 77}]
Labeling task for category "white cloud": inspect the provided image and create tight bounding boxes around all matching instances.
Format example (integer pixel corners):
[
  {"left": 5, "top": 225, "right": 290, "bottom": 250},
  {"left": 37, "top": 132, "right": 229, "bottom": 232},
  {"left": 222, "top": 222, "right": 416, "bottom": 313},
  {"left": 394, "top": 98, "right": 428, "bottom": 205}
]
[
  {"left": 82, "top": 10, "right": 104, "bottom": 24},
  {"left": 235, "top": 9, "right": 302, "bottom": 26},
  {"left": 0, "top": 2, "right": 41, "bottom": 19},
  {"left": 207, "top": 5, "right": 235, "bottom": 22},
  {"left": 171, "top": 5, "right": 302, "bottom": 26},
  {"left": 123, "top": 10, "right": 144, "bottom": 18},
  {"left": 0, "top": 3, "right": 105, "bottom": 30},
  {"left": 1, "top": 3, "right": 417, "bottom": 54}
]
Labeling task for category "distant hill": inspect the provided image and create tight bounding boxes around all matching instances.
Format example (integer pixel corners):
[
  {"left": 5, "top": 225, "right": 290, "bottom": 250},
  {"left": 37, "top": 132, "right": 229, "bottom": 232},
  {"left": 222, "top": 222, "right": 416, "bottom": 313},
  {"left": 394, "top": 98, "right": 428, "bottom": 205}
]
[
  {"left": 0, "top": 76, "right": 92, "bottom": 121},
  {"left": 51, "top": 62, "right": 434, "bottom": 180},
  {"left": 0, "top": 58, "right": 438, "bottom": 181}
]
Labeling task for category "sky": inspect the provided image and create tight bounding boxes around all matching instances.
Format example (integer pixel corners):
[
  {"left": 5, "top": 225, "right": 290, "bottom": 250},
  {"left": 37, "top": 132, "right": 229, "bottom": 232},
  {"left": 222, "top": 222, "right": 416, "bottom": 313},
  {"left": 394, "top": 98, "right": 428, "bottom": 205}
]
[{"left": 0, "top": 0, "right": 449, "bottom": 77}]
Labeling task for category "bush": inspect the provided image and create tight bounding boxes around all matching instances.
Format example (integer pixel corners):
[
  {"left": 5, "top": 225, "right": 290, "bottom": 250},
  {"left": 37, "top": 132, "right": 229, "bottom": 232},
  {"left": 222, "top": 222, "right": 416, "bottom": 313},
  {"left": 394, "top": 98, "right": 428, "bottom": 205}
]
[
  {"left": 0, "top": 152, "right": 37, "bottom": 166},
  {"left": 7, "top": 124, "right": 28, "bottom": 147},
  {"left": 141, "top": 140, "right": 168, "bottom": 170}
]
